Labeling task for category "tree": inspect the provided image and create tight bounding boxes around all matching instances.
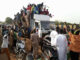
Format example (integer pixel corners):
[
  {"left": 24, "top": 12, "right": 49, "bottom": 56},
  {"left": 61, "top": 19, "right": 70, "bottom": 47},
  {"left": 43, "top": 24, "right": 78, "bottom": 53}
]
[
  {"left": 60, "top": 22, "right": 64, "bottom": 25},
  {"left": 5, "top": 17, "right": 13, "bottom": 24},
  {"left": 55, "top": 20, "right": 60, "bottom": 25}
]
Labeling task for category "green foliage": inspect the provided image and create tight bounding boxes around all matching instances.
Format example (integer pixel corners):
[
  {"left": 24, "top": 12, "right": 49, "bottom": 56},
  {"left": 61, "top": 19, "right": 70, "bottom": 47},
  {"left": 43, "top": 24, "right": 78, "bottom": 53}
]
[
  {"left": 55, "top": 20, "right": 60, "bottom": 25},
  {"left": 55, "top": 20, "right": 74, "bottom": 25},
  {"left": 5, "top": 17, "right": 13, "bottom": 24},
  {"left": 59, "top": 22, "right": 64, "bottom": 25},
  {"left": 0, "top": 21, "right": 3, "bottom": 24}
]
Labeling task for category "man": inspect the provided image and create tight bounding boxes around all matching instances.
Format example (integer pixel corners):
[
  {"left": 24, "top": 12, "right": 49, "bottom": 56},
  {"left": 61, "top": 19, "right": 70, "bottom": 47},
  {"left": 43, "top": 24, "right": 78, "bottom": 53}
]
[
  {"left": 50, "top": 30, "right": 58, "bottom": 46},
  {"left": 30, "top": 33, "right": 40, "bottom": 59},
  {"left": 1, "top": 34, "right": 11, "bottom": 60},
  {"left": 31, "top": 32, "right": 44, "bottom": 60},
  {"left": 50, "top": 28, "right": 68, "bottom": 60},
  {"left": 13, "top": 30, "right": 17, "bottom": 48},
  {"left": 0, "top": 25, "right": 2, "bottom": 47},
  {"left": 68, "top": 29, "right": 80, "bottom": 60},
  {"left": 2, "top": 26, "right": 8, "bottom": 36}
]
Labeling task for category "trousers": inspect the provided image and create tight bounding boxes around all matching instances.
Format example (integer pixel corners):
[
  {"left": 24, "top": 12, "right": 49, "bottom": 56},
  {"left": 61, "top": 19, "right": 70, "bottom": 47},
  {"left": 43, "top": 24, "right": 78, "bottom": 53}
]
[
  {"left": 1, "top": 48, "right": 11, "bottom": 60},
  {"left": 70, "top": 51, "right": 79, "bottom": 60}
]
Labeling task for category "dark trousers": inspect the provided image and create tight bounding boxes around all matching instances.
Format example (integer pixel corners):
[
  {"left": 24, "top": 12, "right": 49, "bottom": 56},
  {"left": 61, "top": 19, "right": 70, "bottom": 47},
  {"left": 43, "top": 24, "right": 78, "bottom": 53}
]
[
  {"left": 70, "top": 51, "right": 79, "bottom": 60},
  {"left": 13, "top": 39, "right": 17, "bottom": 47}
]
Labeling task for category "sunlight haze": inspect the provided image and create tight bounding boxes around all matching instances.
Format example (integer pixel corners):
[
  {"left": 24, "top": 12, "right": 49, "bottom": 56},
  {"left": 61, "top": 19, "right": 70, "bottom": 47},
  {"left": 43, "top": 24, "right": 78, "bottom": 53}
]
[{"left": 0, "top": 0, "right": 80, "bottom": 24}]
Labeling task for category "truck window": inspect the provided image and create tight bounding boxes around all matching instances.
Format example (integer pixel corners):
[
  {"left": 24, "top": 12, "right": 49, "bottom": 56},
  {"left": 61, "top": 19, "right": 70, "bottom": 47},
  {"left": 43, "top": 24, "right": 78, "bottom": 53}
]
[
  {"left": 41, "top": 21, "right": 55, "bottom": 30},
  {"left": 35, "top": 22, "right": 39, "bottom": 28}
]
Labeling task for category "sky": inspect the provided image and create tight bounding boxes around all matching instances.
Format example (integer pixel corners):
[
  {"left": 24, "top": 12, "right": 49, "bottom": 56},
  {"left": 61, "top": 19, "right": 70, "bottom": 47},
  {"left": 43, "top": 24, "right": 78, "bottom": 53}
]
[{"left": 0, "top": 0, "right": 80, "bottom": 24}]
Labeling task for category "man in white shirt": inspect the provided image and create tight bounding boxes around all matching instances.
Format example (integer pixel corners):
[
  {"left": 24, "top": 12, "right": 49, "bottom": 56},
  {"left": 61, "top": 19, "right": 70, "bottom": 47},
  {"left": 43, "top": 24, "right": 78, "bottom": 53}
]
[
  {"left": 50, "top": 28, "right": 68, "bottom": 60},
  {"left": 56, "top": 34, "right": 68, "bottom": 60},
  {"left": 1, "top": 34, "right": 11, "bottom": 60},
  {"left": 50, "top": 30, "right": 58, "bottom": 46},
  {"left": 1, "top": 34, "right": 9, "bottom": 48}
]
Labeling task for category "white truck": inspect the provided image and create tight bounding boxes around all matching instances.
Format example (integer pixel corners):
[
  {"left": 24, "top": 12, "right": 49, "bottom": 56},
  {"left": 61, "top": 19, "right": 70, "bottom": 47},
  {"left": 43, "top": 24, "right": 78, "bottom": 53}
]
[{"left": 30, "top": 14, "right": 55, "bottom": 38}]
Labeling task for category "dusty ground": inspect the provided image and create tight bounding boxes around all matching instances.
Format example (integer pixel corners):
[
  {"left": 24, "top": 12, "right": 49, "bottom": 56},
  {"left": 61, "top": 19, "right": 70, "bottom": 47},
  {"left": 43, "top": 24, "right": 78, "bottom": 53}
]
[
  {"left": 10, "top": 53, "right": 80, "bottom": 60},
  {"left": 0, "top": 41, "right": 80, "bottom": 60},
  {"left": 10, "top": 53, "right": 16, "bottom": 60},
  {"left": 0, "top": 51, "right": 80, "bottom": 60}
]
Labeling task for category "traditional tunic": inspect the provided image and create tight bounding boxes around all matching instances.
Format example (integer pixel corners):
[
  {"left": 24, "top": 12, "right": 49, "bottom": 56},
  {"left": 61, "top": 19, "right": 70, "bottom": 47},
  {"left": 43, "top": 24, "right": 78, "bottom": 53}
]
[
  {"left": 50, "top": 30, "right": 58, "bottom": 46},
  {"left": 56, "top": 34, "right": 68, "bottom": 60},
  {"left": 50, "top": 31, "right": 68, "bottom": 60},
  {"left": 1, "top": 34, "right": 11, "bottom": 60},
  {"left": 1, "top": 34, "right": 9, "bottom": 48}
]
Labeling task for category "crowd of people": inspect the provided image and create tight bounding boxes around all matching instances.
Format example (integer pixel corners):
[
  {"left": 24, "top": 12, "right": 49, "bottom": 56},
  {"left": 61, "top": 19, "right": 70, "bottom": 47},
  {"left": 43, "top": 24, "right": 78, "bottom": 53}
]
[
  {"left": 51, "top": 25, "right": 80, "bottom": 60},
  {"left": 0, "top": 24, "right": 80, "bottom": 60},
  {"left": 0, "top": 3, "right": 80, "bottom": 60},
  {"left": 14, "top": 3, "right": 52, "bottom": 29}
]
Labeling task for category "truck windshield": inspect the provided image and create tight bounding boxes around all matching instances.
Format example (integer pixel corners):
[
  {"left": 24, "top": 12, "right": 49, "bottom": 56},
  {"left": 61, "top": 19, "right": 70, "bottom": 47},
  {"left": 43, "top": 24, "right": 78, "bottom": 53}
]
[{"left": 41, "top": 21, "right": 55, "bottom": 30}]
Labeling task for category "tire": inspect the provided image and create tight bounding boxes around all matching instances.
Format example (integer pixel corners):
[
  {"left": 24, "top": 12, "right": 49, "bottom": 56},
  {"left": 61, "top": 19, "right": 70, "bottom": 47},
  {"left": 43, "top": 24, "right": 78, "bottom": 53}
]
[{"left": 25, "top": 54, "right": 33, "bottom": 60}]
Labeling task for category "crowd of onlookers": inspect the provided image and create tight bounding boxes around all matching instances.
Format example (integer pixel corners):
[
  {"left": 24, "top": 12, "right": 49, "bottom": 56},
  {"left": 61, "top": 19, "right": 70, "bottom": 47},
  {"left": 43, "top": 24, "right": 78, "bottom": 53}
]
[
  {"left": 54, "top": 24, "right": 80, "bottom": 60},
  {"left": 0, "top": 2, "right": 80, "bottom": 60},
  {"left": 0, "top": 24, "right": 80, "bottom": 60}
]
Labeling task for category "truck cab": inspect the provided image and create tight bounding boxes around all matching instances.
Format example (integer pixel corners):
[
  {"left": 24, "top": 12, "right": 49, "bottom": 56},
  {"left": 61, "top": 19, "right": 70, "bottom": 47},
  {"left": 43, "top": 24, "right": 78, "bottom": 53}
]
[{"left": 30, "top": 14, "right": 55, "bottom": 38}]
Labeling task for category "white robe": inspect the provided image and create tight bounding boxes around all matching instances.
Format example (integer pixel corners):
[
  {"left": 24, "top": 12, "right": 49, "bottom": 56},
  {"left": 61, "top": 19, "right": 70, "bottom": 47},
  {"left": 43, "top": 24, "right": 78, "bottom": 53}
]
[
  {"left": 1, "top": 34, "right": 9, "bottom": 48},
  {"left": 50, "top": 30, "right": 58, "bottom": 46},
  {"left": 54, "top": 34, "right": 68, "bottom": 60}
]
